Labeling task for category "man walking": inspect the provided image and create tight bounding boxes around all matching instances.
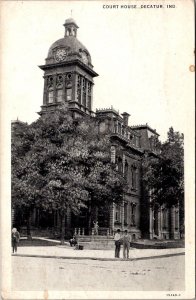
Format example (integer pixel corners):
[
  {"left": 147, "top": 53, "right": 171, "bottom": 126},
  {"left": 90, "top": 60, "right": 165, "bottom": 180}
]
[
  {"left": 122, "top": 230, "right": 131, "bottom": 259},
  {"left": 11, "top": 228, "right": 20, "bottom": 254},
  {"left": 114, "top": 229, "right": 121, "bottom": 258}
]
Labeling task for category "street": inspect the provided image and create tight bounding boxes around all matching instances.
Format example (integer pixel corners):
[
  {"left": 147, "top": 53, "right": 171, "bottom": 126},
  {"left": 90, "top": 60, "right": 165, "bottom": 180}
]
[{"left": 12, "top": 254, "right": 184, "bottom": 291}]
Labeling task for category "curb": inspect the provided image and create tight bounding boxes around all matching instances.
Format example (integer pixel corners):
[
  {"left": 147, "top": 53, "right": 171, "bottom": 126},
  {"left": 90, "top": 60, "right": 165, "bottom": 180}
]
[{"left": 12, "top": 252, "right": 185, "bottom": 261}]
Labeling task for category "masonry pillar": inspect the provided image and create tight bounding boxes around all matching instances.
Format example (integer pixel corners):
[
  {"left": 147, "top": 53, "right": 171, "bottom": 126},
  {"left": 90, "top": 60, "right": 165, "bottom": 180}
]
[
  {"left": 149, "top": 205, "right": 153, "bottom": 239},
  {"left": 122, "top": 153, "right": 125, "bottom": 175},
  {"left": 158, "top": 207, "right": 161, "bottom": 239},
  {"left": 170, "top": 205, "right": 175, "bottom": 239},
  {"left": 121, "top": 200, "right": 124, "bottom": 231},
  {"left": 175, "top": 204, "right": 180, "bottom": 239},
  {"left": 109, "top": 203, "right": 115, "bottom": 235}
]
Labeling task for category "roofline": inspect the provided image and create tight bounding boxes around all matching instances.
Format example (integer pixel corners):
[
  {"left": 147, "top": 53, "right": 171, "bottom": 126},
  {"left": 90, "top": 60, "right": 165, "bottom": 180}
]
[
  {"left": 110, "top": 133, "right": 144, "bottom": 155},
  {"left": 131, "top": 125, "right": 159, "bottom": 136},
  {"left": 39, "top": 59, "right": 99, "bottom": 77}
]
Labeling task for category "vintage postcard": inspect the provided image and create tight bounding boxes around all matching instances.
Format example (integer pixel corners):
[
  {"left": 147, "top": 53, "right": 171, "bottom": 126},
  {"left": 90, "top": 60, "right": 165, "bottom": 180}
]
[{"left": 0, "top": 0, "right": 195, "bottom": 299}]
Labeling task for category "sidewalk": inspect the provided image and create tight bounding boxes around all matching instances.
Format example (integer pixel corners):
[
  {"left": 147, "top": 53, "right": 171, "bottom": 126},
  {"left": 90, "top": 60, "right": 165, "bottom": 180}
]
[{"left": 13, "top": 241, "right": 185, "bottom": 261}]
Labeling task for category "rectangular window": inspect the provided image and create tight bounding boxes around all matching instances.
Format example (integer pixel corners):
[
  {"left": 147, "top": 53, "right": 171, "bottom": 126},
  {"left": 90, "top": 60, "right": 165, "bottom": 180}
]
[
  {"left": 77, "top": 88, "right": 81, "bottom": 103},
  {"left": 87, "top": 96, "right": 91, "bottom": 109},
  {"left": 131, "top": 203, "right": 136, "bottom": 226},
  {"left": 115, "top": 205, "right": 121, "bottom": 223},
  {"left": 124, "top": 203, "right": 128, "bottom": 224},
  {"left": 48, "top": 91, "right": 54, "bottom": 103},
  {"left": 66, "top": 89, "right": 72, "bottom": 101},
  {"left": 118, "top": 123, "right": 121, "bottom": 134},
  {"left": 57, "top": 89, "right": 63, "bottom": 102},
  {"left": 131, "top": 167, "right": 136, "bottom": 189}
]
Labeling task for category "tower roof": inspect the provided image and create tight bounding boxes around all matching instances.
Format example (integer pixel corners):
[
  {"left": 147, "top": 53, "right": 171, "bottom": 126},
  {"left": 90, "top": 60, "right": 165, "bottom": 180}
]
[
  {"left": 63, "top": 18, "right": 79, "bottom": 28},
  {"left": 45, "top": 18, "right": 92, "bottom": 66}
]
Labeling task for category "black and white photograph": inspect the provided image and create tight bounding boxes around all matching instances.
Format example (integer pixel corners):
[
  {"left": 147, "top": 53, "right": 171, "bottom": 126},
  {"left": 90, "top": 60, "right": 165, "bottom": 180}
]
[{"left": 0, "top": 1, "right": 195, "bottom": 299}]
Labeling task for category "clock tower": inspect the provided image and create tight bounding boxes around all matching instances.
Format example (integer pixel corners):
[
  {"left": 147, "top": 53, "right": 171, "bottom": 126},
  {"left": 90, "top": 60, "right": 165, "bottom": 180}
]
[{"left": 39, "top": 18, "right": 98, "bottom": 118}]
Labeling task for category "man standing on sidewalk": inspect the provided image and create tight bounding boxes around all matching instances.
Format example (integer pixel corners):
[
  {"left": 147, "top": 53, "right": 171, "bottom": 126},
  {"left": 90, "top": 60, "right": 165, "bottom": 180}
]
[
  {"left": 122, "top": 230, "right": 131, "bottom": 259},
  {"left": 114, "top": 229, "right": 121, "bottom": 258},
  {"left": 12, "top": 228, "right": 20, "bottom": 254}
]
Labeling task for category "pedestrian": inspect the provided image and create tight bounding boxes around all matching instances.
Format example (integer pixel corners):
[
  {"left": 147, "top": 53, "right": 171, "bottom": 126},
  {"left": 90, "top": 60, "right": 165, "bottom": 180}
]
[
  {"left": 69, "top": 235, "right": 77, "bottom": 247},
  {"left": 122, "top": 230, "right": 131, "bottom": 259},
  {"left": 93, "top": 221, "right": 99, "bottom": 235},
  {"left": 114, "top": 229, "right": 121, "bottom": 258},
  {"left": 11, "top": 228, "right": 20, "bottom": 254}
]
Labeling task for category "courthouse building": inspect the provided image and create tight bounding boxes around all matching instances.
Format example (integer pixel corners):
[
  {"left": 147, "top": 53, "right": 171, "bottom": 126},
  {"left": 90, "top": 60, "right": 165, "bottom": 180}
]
[{"left": 13, "top": 18, "right": 180, "bottom": 240}]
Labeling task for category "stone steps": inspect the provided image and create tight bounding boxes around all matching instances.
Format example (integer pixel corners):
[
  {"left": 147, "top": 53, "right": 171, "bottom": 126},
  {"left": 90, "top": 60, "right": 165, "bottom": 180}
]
[
  {"left": 74, "top": 235, "right": 115, "bottom": 249},
  {"left": 78, "top": 240, "right": 115, "bottom": 250},
  {"left": 78, "top": 235, "right": 114, "bottom": 242}
]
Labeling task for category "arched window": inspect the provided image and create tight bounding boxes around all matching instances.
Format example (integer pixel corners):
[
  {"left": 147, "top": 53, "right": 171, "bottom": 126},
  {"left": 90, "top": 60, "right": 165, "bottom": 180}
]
[
  {"left": 56, "top": 89, "right": 63, "bottom": 102},
  {"left": 66, "top": 88, "right": 72, "bottom": 101},
  {"left": 66, "top": 81, "right": 72, "bottom": 101},
  {"left": 56, "top": 75, "right": 63, "bottom": 102},
  {"left": 48, "top": 87, "right": 54, "bottom": 104}
]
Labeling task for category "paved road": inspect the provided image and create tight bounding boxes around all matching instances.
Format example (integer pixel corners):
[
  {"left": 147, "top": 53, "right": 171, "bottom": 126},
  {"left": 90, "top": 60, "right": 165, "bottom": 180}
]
[{"left": 12, "top": 255, "right": 184, "bottom": 291}]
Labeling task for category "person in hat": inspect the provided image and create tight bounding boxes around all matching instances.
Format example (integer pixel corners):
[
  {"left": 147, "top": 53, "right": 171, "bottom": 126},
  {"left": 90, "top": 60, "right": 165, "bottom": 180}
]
[
  {"left": 122, "top": 230, "right": 131, "bottom": 259},
  {"left": 114, "top": 229, "right": 121, "bottom": 258}
]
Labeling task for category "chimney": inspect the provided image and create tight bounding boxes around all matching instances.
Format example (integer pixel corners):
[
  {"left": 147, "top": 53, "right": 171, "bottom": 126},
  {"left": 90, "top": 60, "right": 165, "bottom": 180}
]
[{"left": 121, "top": 112, "right": 130, "bottom": 127}]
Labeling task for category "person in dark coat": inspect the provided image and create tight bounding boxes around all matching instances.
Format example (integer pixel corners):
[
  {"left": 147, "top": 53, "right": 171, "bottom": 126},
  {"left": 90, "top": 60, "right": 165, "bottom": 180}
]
[
  {"left": 69, "top": 235, "right": 77, "bottom": 247},
  {"left": 122, "top": 230, "right": 131, "bottom": 259},
  {"left": 12, "top": 228, "right": 20, "bottom": 253}
]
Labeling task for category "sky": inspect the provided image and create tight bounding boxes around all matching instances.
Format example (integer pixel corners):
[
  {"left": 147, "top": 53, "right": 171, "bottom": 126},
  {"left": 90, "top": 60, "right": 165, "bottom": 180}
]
[{"left": 1, "top": 0, "right": 194, "bottom": 141}]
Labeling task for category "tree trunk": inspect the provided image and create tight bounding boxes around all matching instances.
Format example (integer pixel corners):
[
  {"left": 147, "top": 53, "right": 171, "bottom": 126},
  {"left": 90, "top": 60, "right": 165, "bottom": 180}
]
[
  {"left": 60, "top": 210, "right": 66, "bottom": 245},
  {"left": 26, "top": 210, "right": 32, "bottom": 240}
]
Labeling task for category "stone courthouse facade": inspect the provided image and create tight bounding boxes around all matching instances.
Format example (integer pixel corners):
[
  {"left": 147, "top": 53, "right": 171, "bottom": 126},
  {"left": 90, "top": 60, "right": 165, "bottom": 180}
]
[{"left": 13, "top": 18, "right": 180, "bottom": 240}]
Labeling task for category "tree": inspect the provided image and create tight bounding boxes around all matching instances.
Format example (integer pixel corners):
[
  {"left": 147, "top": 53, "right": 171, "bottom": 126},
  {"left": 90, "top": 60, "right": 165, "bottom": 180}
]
[
  {"left": 142, "top": 127, "right": 184, "bottom": 226},
  {"left": 12, "top": 106, "right": 127, "bottom": 243}
]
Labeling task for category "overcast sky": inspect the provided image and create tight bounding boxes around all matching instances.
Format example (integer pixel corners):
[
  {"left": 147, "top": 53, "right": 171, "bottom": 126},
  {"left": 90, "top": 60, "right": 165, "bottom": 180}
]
[{"left": 1, "top": 0, "right": 194, "bottom": 141}]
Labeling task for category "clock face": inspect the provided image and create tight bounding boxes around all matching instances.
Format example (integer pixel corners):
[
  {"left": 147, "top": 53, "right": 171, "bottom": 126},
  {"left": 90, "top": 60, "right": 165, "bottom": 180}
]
[
  {"left": 81, "top": 52, "right": 88, "bottom": 64},
  {"left": 55, "top": 48, "right": 67, "bottom": 62}
]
